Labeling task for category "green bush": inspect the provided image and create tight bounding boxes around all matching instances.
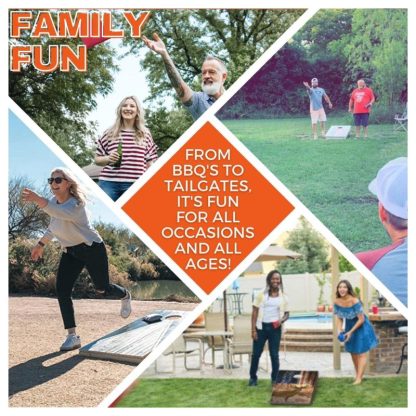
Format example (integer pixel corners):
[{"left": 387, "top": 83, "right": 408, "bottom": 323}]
[{"left": 9, "top": 238, "right": 136, "bottom": 297}]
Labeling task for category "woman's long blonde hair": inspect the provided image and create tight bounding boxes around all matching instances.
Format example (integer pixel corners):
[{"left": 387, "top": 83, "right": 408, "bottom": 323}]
[
  {"left": 50, "top": 168, "right": 87, "bottom": 206},
  {"left": 106, "top": 96, "right": 147, "bottom": 145}
]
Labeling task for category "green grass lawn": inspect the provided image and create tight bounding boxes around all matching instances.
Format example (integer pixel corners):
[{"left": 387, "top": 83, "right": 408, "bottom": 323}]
[
  {"left": 116, "top": 376, "right": 407, "bottom": 407},
  {"left": 222, "top": 117, "right": 407, "bottom": 252}
]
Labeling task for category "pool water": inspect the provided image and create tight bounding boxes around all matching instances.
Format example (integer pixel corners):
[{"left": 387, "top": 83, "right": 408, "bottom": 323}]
[
  {"left": 286, "top": 313, "right": 333, "bottom": 328},
  {"left": 288, "top": 313, "right": 332, "bottom": 324}
]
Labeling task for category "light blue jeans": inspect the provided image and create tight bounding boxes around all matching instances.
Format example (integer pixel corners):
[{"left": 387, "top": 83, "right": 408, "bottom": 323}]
[{"left": 98, "top": 180, "right": 133, "bottom": 201}]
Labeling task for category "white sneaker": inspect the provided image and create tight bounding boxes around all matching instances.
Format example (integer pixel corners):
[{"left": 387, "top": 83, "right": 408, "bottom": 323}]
[
  {"left": 60, "top": 334, "right": 81, "bottom": 351},
  {"left": 120, "top": 290, "right": 132, "bottom": 319}
]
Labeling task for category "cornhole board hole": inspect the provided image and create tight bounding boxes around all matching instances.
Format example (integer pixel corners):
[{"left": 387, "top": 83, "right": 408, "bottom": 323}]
[
  {"left": 325, "top": 125, "right": 351, "bottom": 139},
  {"left": 271, "top": 370, "right": 318, "bottom": 405},
  {"left": 79, "top": 310, "right": 188, "bottom": 364}
]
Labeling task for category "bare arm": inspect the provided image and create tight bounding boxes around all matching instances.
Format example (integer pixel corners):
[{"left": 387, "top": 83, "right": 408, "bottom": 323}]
[
  {"left": 367, "top": 90, "right": 375, "bottom": 107},
  {"left": 142, "top": 33, "right": 193, "bottom": 103},
  {"left": 324, "top": 94, "right": 333, "bottom": 109},
  {"left": 21, "top": 188, "right": 51, "bottom": 261},
  {"left": 95, "top": 153, "right": 119, "bottom": 166},
  {"left": 335, "top": 315, "right": 344, "bottom": 334},
  {"left": 30, "top": 234, "right": 51, "bottom": 261},
  {"left": 281, "top": 311, "right": 289, "bottom": 324},
  {"left": 21, "top": 188, "right": 47, "bottom": 209},
  {"left": 303, "top": 81, "right": 311, "bottom": 91},
  {"left": 251, "top": 306, "right": 259, "bottom": 340},
  {"left": 348, "top": 96, "right": 354, "bottom": 112},
  {"left": 344, "top": 313, "right": 365, "bottom": 342}
]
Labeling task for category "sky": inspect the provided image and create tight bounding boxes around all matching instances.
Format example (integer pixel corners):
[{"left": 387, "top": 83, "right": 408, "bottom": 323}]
[
  {"left": 9, "top": 110, "right": 125, "bottom": 228},
  {"left": 8, "top": 37, "right": 177, "bottom": 229},
  {"left": 87, "top": 38, "right": 175, "bottom": 135}
]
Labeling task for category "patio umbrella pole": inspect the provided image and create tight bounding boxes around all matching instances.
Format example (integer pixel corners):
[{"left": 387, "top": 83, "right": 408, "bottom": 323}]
[
  {"left": 223, "top": 290, "right": 228, "bottom": 332},
  {"left": 331, "top": 245, "right": 341, "bottom": 370}
]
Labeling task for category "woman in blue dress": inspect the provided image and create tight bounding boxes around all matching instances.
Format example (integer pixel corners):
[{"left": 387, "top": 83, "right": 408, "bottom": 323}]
[{"left": 334, "top": 279, "right": 378, "bottom": 384}]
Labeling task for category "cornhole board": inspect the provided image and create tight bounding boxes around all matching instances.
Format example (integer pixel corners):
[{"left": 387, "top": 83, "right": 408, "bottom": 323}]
[
  {"left": 79, "top": 310, "right": 188, "bottom": 364},
  {"left": 271, "top": 370, "right": 318, "bottom": 405},
  {"left": 325, "top": 125, "right": 351, "bottom": 139}
]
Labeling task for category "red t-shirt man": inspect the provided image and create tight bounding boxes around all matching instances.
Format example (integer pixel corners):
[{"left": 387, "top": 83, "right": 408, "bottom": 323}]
[
  {"left": 349, "top": 80, "right": 375, "bottom": 137},
  {"left": 350, "top": 86, "right": 375, "bottom": 114}
]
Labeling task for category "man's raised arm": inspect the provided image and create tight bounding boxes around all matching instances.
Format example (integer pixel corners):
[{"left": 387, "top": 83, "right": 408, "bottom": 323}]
[{"left": 142, "top": 33, "right": 193, "bottom": 104}]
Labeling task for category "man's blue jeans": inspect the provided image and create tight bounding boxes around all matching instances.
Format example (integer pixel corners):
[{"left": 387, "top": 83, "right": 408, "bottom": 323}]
[{"left": 249, "top": 323, "right": 282, "bottom": 383}]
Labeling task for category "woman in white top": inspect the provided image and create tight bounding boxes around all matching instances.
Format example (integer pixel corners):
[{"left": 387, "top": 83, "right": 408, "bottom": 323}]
[
  {"left": 249, "top": 270, "right": 289, "bottom": 386},
  {"left": 22, "top": 168, "right": 132, "bottom": 351}
]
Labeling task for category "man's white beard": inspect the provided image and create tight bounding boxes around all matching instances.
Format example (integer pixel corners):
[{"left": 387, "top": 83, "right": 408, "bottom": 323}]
[{"left": 202, "top": 81, "right": 222, "bottom": 96}]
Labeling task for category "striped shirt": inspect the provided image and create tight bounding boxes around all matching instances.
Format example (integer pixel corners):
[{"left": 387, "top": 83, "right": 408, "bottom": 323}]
[{"left": 96, "top": 129, "right": 158, "bottom": 182}]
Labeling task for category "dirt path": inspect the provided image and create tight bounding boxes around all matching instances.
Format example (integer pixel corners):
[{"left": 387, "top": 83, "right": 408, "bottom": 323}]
[{"left": 9, "top": 296, "right": 198, "bottom": 407}]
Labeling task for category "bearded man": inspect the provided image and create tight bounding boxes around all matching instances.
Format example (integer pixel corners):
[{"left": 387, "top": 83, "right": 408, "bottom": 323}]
[{"left": 143, "top": 33, "right": 227, "bottom": 120}]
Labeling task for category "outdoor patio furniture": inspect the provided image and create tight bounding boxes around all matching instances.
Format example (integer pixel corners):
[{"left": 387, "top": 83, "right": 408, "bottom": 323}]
[
  {"left": 394, "top": 107, "right": 407, "bottom": 131},
  {"left": 228, "top": 314, "right": 269, "bottom": 371},
  {"left": 228, "top": 314, "right": 252, "bottom": 362},
  {"left": 227, "top": 292, "right": 248, "bottom": 315},
  {"left": 155, "top": 335, "right": 202, "bottom": 373},
  {"left": 203, "top": 312, "right": 229, "bottom": 367},
  {"left": 183, "top": 330, "right": 234, "bottom": 371},
  {"left": 396, "top": 326, "right": 408, "bottom": 374}
]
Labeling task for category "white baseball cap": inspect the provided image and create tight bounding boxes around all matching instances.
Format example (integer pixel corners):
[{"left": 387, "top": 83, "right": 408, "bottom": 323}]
[
  {"left": 311, "top": 78, "right": 318, "bottom": 83},
  {"left": 369, "top": 157, "right": 407, "bottom": 219}
]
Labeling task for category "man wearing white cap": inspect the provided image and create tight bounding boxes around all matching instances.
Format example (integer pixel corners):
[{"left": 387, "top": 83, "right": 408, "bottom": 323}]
[
  {"left": 303, "top": 78, "right": 333, "bottom": 139},
  {"left": 356, "top": 157, "right": 407, "bottom": 306}
]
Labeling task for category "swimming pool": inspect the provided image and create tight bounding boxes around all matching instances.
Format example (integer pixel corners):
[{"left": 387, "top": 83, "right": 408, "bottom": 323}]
[{"left": 286, "top": 313, "right": 333, "bottom": 328}]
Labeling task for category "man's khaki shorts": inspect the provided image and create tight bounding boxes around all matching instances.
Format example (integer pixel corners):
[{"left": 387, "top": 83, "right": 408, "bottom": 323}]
[{"left": 310, "top": 108, "right": 327, "bottom": 123}]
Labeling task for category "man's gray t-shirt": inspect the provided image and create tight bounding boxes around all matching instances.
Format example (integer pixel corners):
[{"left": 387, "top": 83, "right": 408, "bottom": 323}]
[
  {"left": 183, "top": 91, "right": 216, "bottom": 120},
  {"left": 308, "top": 87, "right": 326, "bottom": 111}
]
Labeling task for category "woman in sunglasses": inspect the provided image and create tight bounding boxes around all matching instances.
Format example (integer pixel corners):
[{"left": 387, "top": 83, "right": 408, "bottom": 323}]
[
  {"left": 94, "top": 96, "right": 158, "bottom": 201},
  {"left": 22, "top": 168, "right": 132, "bottom": 351}
]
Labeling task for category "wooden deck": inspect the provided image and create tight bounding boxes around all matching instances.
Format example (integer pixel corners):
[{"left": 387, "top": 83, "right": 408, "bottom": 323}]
[{"left": 79, "top": 310, "right": 188, "bottom": 364}]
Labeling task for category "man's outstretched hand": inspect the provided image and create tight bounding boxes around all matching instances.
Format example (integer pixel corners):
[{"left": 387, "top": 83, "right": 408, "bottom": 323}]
[{"left": 142, "top": 33, "right": 168, "bottom": 57}]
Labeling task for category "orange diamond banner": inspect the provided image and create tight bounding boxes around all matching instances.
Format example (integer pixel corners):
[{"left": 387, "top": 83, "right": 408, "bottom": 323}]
[{"left": 123, "top": 122, "right": 294, "bottom": 294}]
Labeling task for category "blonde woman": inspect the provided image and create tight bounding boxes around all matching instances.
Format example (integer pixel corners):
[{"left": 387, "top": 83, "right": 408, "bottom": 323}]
[
  {"left": 22, "top": 168, "right": 132, "bottom": 351},
  {"left": 95, "top": 96, "right": 158, "bottom": 201}
]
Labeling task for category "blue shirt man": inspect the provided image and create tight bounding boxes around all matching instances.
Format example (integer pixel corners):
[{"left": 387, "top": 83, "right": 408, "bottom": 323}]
[
  {"left": 308, "top": 87, "right": 326, "bottom": 110},
  {"left": 303, "top": 78, "right": 333, "bottom": 139},
  {"left": 184, "top": 92, "right": 217, "bottom": 120}
]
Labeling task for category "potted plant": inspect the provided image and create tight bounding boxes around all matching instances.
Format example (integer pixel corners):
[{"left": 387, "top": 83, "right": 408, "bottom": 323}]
[{"left": 315, "top": 272, "right": 328, "bottom": 313}]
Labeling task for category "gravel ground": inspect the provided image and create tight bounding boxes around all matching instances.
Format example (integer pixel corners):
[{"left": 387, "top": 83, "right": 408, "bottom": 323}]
[{"left": 9, "top": 296, "right": 198, "bottom": 407}]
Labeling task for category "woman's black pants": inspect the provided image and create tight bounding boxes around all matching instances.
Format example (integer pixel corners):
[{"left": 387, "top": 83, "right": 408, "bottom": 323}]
[
  {"left": 56, "top": 241, "right": 127, "bottom": 329},
  {"left": 249, "top": 323, "right": 282, "bottom": 383}
]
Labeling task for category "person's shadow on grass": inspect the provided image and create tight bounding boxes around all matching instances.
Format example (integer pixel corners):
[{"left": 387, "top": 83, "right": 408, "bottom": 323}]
[{"left": 9, "top": 351, "right": 85, "bottom": 397}]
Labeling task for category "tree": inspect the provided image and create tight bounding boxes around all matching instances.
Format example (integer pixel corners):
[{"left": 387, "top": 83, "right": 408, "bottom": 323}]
[
  {"left": 219, "top": 9, "right": 407, "bottom": 121},
  {"left": 123, "top": 9, "right": 304, "bottom": 148},
  {"left": 293, "top": 9, "right": 353, "bottom": 61},
  {"left": 341, "top": 10, "right": 407, "bottom": 114},
  {"left": 9, "top": 10, "right": 118, "bottom": 166},
  {"left": 94, "top": 222, "right": 150, "bottom": 257},
  {"left": 8, "top": 177, "right": 49, "bottom": 240},
  {"left": 278, "top": 217, "right": 329, "bottom": 274},
  {"left": 339, "top": 255, "right": 355, "bottom": 272}
]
